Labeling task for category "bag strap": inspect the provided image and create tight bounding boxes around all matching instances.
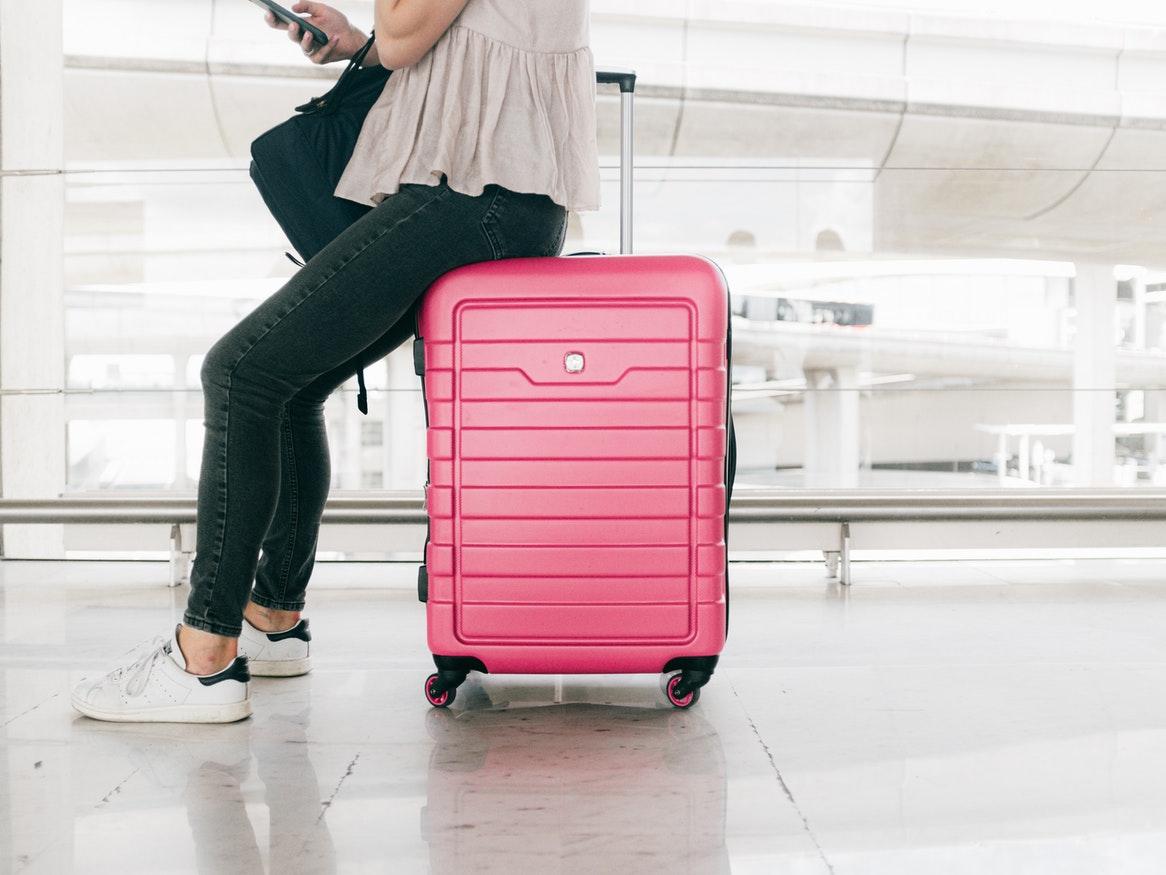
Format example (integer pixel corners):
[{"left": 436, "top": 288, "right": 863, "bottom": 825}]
[
  {"left": 347, "top": 31, "right": 378, "bottom": 73},
  {"left": 294, "top": 31, "right": 379, "bottom": 114}
]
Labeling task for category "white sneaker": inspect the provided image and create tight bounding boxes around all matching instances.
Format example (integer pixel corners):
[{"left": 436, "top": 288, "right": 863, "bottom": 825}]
[
  {"left": 71, "top": 626, "right": 252, "bottom": 724},
  {"left": 238, "top": 617, "right": 311, "bottom": 677}
]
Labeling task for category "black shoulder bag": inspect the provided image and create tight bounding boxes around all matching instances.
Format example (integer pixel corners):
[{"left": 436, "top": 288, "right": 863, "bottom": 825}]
[{"left": 249, "top": 33, "right": 390, "bottom": 414}]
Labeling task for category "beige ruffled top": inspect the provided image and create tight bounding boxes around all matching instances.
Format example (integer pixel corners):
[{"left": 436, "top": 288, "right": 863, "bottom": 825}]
[{"left": 334, "top": 0, "right": 600, "bottom": 212}]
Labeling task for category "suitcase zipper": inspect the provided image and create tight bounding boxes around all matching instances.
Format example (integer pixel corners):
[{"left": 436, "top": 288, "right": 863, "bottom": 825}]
[{"left": 415, "top": 323, "right": 430, "bottom": 602}]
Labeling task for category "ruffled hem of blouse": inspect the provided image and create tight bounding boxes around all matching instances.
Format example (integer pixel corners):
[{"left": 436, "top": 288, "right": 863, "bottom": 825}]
[{"left": 335, "top": 24, "right": 601, "bottom": 213}]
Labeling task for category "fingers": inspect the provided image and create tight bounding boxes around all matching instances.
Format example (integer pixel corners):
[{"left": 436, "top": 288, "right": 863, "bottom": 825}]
[
  {"left": 291, "top": 1, "right": 317, "bottom": 13},
  {"left": 309, "top": 34, "right": 342, "bottom": 64},
  {"left": 264, "top": 10, "right": 288, "bottom": 31},
  {"left": 300, "top": 27, "right": 333, "bottom": 62}
]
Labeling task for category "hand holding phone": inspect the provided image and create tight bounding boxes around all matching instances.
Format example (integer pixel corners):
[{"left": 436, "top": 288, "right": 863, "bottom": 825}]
[{"left": 250, "top": 0, "right": 364, "bottom": 64}]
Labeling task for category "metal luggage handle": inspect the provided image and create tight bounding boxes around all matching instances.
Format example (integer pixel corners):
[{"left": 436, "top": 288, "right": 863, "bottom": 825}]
[{"left": 595, "top": 67, "right": 636, "bottom": 254}]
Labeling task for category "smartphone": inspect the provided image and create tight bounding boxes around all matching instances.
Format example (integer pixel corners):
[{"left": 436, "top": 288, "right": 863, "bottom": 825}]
[{"left": 247, "top": 0, "right": 330, "bottom": 48}]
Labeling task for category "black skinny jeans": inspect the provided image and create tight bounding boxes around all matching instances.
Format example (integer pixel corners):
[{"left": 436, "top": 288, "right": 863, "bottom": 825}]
[{"left": 185, "top": 180, "right": 567, "bottom": 637}]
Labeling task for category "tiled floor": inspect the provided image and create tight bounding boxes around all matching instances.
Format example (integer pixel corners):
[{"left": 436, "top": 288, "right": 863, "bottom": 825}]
[{"left": 4, "top": 558, "right": 1166, "bottom": 873}]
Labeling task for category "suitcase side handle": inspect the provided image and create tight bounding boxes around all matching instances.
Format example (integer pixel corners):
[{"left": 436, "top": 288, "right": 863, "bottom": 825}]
[{"left": 596, "top": 67, "right": 636, "bottom": 254}]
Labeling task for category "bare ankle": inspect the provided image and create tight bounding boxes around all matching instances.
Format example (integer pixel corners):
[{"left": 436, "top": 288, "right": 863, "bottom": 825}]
[
  {"left": 244, "top": 600, "right": 302, "bottom": 633},
  {"left": 177, "top": 625, "right": 237, "bottom": 676}
]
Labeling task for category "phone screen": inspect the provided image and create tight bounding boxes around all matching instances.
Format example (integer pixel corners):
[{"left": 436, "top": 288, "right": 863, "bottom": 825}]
[{"left": 247, "top": 0, "right": 329, "bottom": 47}]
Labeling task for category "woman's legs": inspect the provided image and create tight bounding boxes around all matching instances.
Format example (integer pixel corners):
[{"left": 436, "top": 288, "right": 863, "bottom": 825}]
[
  {"left": 181, "top": 182, "right": 566, "bottom": 671},
  {"left": 243, "top": 398, "right": 328, "bottom": 634},
  {"left": 246, "top": 311, "right": 417, "bottom": 630}
]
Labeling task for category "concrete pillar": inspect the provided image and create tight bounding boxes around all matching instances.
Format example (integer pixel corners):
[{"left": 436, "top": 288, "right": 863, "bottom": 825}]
[
  {"left": 0, "top": 0, "right": 66, "bottom": 556},
  {"left": 803, "top": 366, "right": 860, "bottom": 488},
  {"left": 1131, "top": 271, "right": 1147, "bottom": 351},
  {"left": 1071, "top": 263, "right": 1116, "bottom": 486},
  {"left": 1145, "top": 390, "right": 1166, "bottom": 484}
]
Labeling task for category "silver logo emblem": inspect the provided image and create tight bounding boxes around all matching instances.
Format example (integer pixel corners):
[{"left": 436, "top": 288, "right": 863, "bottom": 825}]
[{"left": 564, "top": 352, "right": 585, "bottom": 373}]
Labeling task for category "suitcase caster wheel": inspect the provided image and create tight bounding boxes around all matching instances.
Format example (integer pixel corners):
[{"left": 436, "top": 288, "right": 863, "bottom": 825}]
[
  {"left": 665, "top": 673, "right": 701, "bottom": 709},
  {"left": 424, "top": 673, "right": 456, "bottom": 708}
]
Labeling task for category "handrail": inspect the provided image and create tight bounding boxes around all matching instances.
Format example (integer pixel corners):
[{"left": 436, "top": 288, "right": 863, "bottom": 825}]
[
  {"left": 0, "top": 494, "right": 423, "bottom": 524},
  {"left": 728, "top": 489, "right": 1166, "bottom": 521},
  {"left": 4, "top": 489, "right": 1166, "bottom": 523}
]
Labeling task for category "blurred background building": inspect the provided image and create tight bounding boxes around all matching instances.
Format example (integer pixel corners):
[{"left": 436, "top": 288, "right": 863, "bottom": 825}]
[{"left": 6, "top": 0, "right": 1166, "bottom": 558}]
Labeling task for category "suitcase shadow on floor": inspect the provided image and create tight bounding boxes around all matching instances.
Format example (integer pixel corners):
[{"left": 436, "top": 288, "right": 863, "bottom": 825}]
[{"left": 420, "top": 690, "right": 731, "bottom": 873}]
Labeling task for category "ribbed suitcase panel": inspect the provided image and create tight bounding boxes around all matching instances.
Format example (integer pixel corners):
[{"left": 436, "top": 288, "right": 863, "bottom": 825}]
[
  {"left": 459, "top": 305, "right": 690, "bottom": 340},
  {"left": 458, "top": 399, "right": 711, "bottom": 429},
  {"left": 459, "top": 427, "right": 691, "bottom": 460},
  {"left": 462, "top": 605, "right": 691, "bottom": 640},
  {"left": 428, "top": 575, "right": 724, "bottom": 605},
  {"left": 458, "top": 369, "right": 690, "bottom": 401},
  {"left": 456, "top": 459, "right": 704, "bottom": 487},
  {"left": 459, "top": 545, "right": 691, "bottom": 577},
  {"left": 425, "top": 605, "right": 728, "bottom": 674},
  {"left": 460, "top": 487, "right": 690, "bottom": 518},
  {"left": 434, "top": 517, "right": 723, "bottom": 547},
  {"left": 419, "top": 255, "right": 728, "bottom": 669}
]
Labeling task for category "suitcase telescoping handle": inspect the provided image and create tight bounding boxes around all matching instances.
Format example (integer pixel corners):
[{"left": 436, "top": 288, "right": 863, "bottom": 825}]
[{"left": 595, "top": 67, "right": 636, "bottom": 254}]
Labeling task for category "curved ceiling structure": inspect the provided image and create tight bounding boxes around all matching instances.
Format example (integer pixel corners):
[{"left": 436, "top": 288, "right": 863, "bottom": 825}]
[{"left": 60, "top": 0, "right": 1166, "bottom": 263}]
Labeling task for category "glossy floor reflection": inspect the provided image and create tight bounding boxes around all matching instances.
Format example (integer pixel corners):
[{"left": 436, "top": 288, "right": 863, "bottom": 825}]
[{"left": 3, "top": 558, "right": 1166, "bottom": 873}]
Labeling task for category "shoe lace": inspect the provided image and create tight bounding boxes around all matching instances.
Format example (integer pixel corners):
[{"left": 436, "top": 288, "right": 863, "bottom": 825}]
[{"left": 115, "top": 636, "right": 169, "bottom": 697}]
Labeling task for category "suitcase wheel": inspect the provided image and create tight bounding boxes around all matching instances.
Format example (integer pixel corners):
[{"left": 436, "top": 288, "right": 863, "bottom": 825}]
[
  {"left": 424, "top": 672, "right": 456, "bottom": 708},
  {"left": 665, "top": 672, "right": 703, "bottom": 709}
]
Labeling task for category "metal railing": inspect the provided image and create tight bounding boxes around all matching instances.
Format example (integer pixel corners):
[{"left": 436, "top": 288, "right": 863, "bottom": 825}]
[{"left": 4, "top": 489, "right": 1166, "bottom": 586}]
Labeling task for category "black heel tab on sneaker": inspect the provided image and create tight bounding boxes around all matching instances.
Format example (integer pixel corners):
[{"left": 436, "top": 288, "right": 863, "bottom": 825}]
[
  {"left": 199, "top": 656, "right": 251, "bottom": 686},
  {"left": 266, "top": 619, "right": 311, "bottom": 643}
]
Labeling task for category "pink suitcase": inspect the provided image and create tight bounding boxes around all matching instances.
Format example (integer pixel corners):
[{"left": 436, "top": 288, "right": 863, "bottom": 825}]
[{"left": 413, "top": 69, "right": 735, "bottom": 709}]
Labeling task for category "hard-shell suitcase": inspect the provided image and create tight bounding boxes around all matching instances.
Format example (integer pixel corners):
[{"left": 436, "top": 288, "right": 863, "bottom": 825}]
[{"left": 414, "top": 69, "right": 735, "bottom": 709}]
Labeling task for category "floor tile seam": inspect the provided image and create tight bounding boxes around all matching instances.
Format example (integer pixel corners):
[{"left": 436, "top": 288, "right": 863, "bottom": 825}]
[
  {"left": 1, "top": 693, "right": 60, "bottom": 729},
  {"left": 95, "top": 766, "right": 140, "bottom": 808},
  {"left": 316, "top": 750, "right": 361, "bottom": 825},
  {"left": 727, "top": 677, "right": 837, "bottom": 875}
]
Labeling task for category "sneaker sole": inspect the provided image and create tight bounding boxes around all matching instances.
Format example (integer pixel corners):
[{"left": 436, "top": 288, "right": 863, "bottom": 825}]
[
  {"left": 248, "top": 657, "right": 311, "bottom": 677},
  {"left": 70, "top": 694, "right": 252, "bottom": 724}
]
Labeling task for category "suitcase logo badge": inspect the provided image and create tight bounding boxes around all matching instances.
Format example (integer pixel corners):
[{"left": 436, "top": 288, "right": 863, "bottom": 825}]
[{"left": 564, "top": 352, "right": 585, "bottom": 373}]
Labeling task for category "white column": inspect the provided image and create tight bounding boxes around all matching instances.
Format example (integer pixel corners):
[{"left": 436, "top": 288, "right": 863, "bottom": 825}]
[
  {"left": 1132, "top": 271, "right": 1147, "bottom": 351},
  {"left": 0, "top": 0, "right": 66, "bottom": 557},
  {"left": 994, "top": 432, "right": 1008, "bottom": 484},
  {"left": 339, "top": 399, "right": 362, "bottom": 489},
  {"left": 386, "top": 348, "right": 425, "bottom": 490},
  {"left": 1072, "top": 263, "right": 1116, "bottom": 486},
  {"left": 803, "top": 367, "right": 860, "bottom": 488},
  {"left": 173, "top": 357, "right": 190, "bottom": 490},
  {"left": 1146, "top": 391, "right": 1166, "bottom": 484}
]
